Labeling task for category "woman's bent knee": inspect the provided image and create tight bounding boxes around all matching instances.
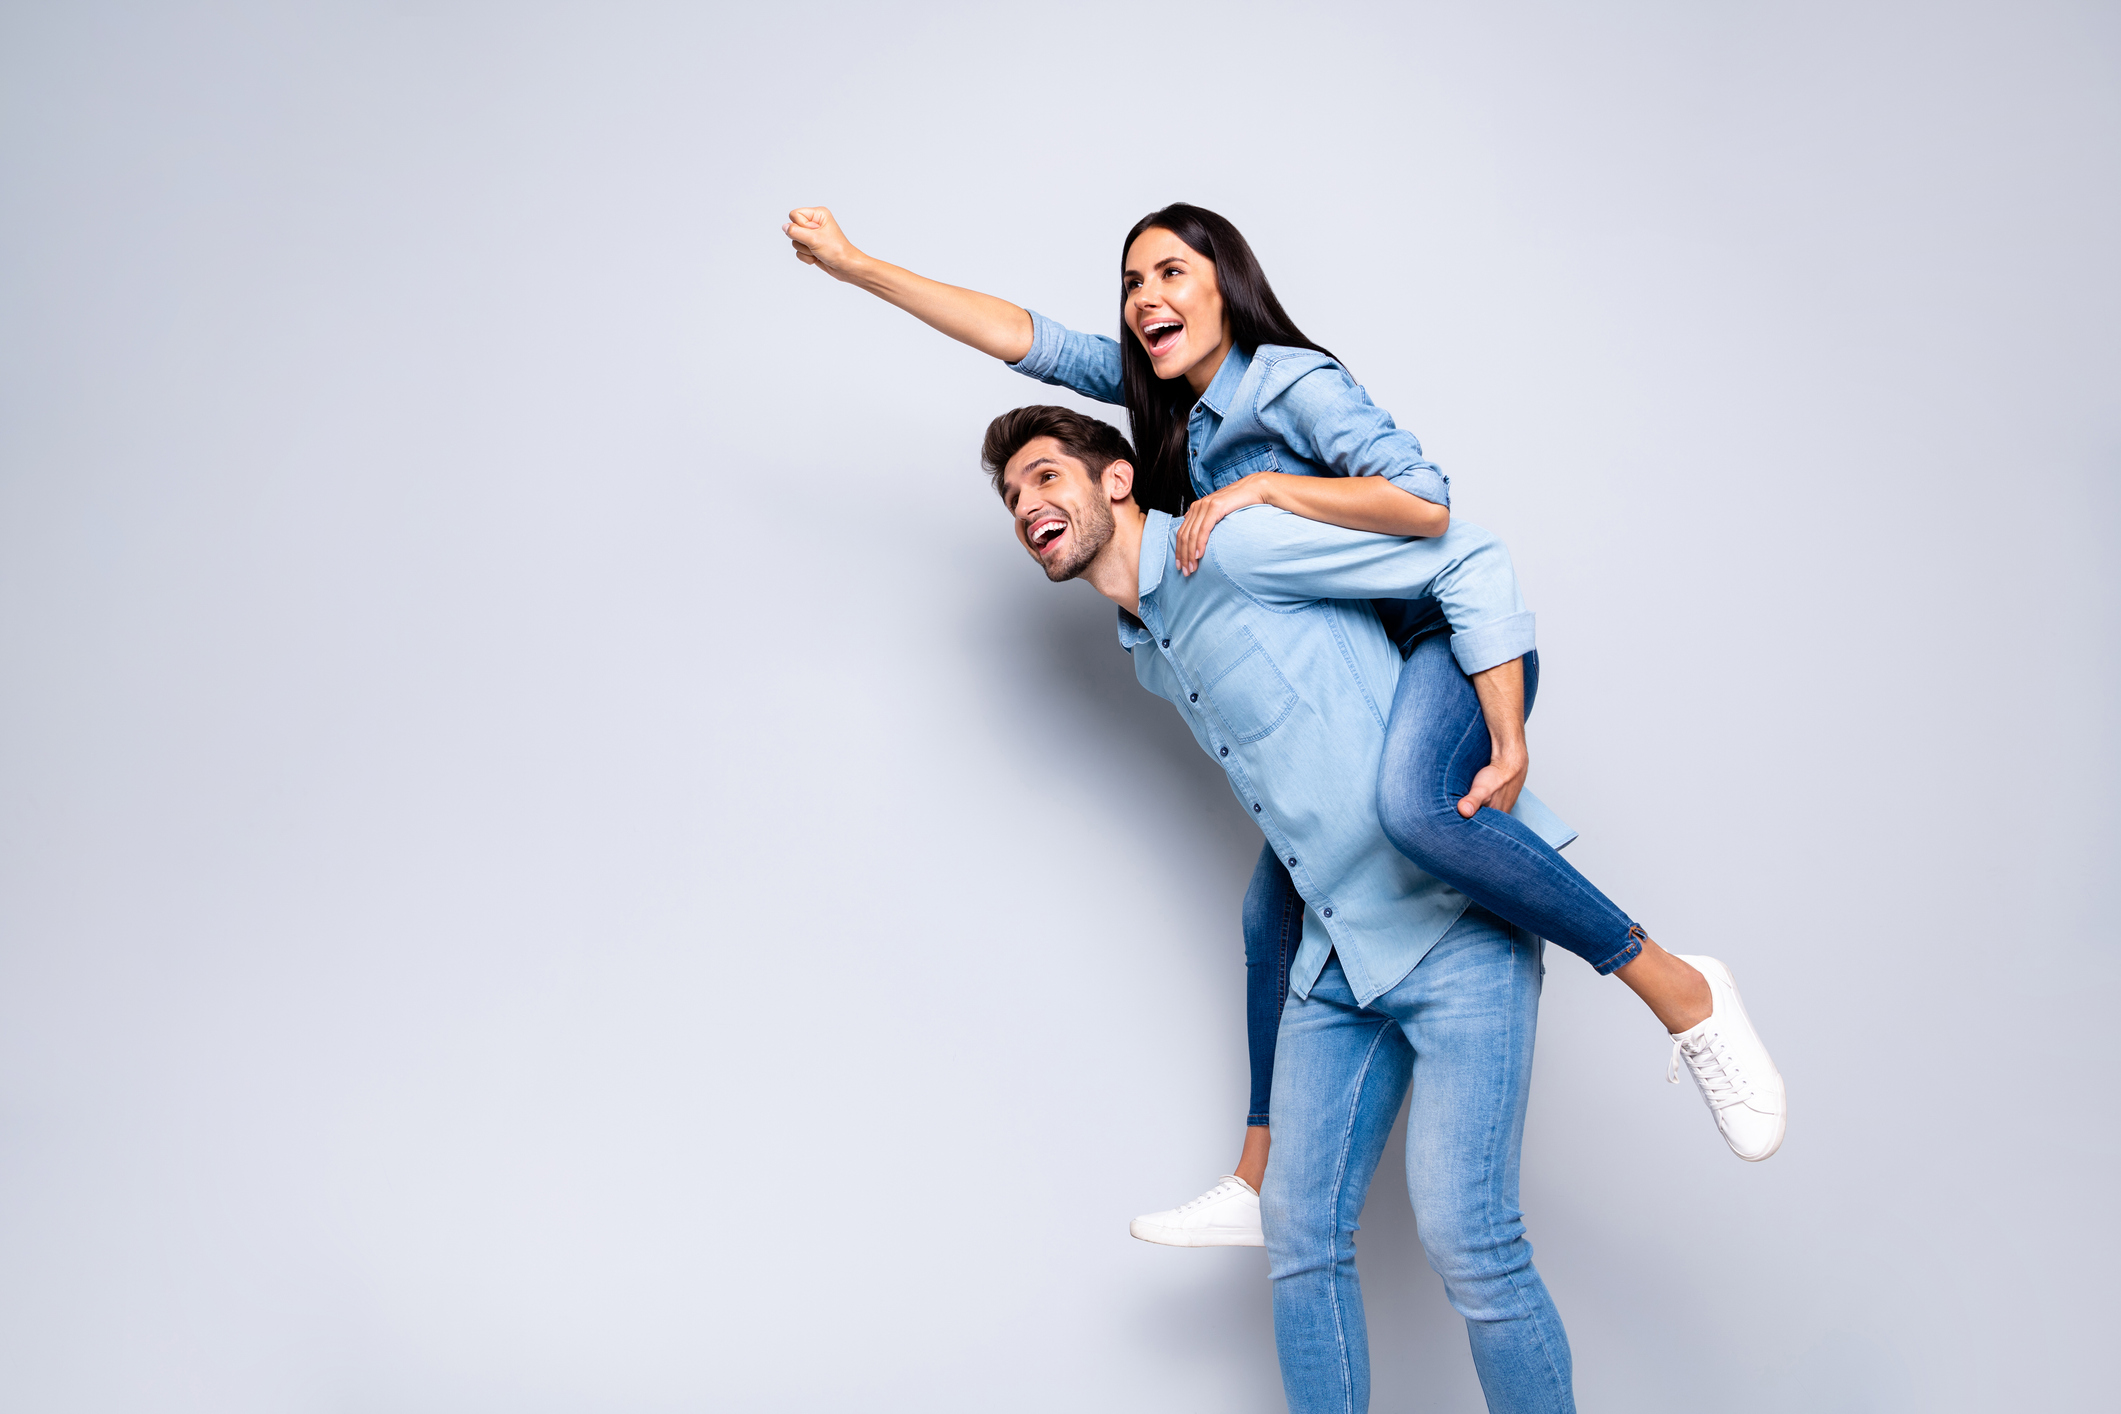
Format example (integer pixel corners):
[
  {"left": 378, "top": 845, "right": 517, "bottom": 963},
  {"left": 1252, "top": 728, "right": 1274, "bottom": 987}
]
[{"left": 1377, "top": 787, "right": 1464, "bottom": 871}]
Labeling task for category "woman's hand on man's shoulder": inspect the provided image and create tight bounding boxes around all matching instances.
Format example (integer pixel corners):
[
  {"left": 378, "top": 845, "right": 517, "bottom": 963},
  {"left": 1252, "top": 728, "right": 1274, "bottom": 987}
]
[{"left": 1174, "top": 473, "right": 1281, "bottom": 576}]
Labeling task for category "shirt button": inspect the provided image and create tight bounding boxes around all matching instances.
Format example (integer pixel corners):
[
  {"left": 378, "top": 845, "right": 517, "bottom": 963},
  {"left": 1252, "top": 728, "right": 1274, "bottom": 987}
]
[
  {"left": 1189, "top": 693, "right": 1198, "bottom": 702},
  {"left": 1323, "top": 907, "right": 1334, "bottom": 918},
  {"left": 1219, "top": 747, "right": 1228, "bottom": 757},
  {"left": 1253, "top": 803, "right": 1261, "bottom": 812},
  {"left": 1161, "top": 638, "right": 1170, "bottom": 648},
  {"left": 1287, "top": 857, "right": 1297, "bottom": 867}
]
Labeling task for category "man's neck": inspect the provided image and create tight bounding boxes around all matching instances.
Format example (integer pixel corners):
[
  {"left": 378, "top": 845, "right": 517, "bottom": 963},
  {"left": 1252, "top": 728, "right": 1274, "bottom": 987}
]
[{"left": 1083, "top": 504, "right": 1147, "bottom": 615}]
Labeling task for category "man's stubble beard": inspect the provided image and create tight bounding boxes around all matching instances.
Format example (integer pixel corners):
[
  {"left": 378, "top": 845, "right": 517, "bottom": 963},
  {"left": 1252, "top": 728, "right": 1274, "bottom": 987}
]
[{"left": 1042, "top": 496, "right": 1116, "bottom": 583}]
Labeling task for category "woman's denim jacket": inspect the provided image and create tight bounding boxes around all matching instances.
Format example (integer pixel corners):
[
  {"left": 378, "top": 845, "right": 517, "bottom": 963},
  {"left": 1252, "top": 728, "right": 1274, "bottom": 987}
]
[{"left": 1009, "top": 312, "right": 1459, "bottom": 650}]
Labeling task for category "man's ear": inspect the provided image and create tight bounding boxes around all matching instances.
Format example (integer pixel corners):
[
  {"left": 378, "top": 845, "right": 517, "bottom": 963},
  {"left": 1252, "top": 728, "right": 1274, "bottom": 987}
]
[{"left": 1102, "top": 458, "right": 1136, "bottom": 504}]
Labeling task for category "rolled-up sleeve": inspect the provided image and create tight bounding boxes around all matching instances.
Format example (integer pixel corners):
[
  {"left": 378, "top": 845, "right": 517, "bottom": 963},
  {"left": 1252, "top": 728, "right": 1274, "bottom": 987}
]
[
  {"left": 1258, "top": 364, "right": 1451, "bottom": 507},
  {"left": 1442, "top": 611, "right": 1537, "bottom": 675},
  {"left": 1214, "top": 511, "right": 1533, "bottom": 672},
  {"left": 1006, "top": 311, "right": 1127, "bottom": 406}
]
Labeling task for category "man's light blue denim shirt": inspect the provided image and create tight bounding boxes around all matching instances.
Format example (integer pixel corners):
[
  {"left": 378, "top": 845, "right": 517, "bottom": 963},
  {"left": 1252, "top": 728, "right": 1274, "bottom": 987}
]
[
  {"left": 1008, "top": 311, "right": 1450, "bottom": 507},
  {"left": 1121, "top": 508, "right": 1572, "bottom": 1008}
]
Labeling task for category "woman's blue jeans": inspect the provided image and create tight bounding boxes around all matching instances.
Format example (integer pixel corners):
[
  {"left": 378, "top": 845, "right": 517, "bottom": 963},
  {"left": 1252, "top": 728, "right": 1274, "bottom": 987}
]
[
  {"left": 1244, "top": 638, "right": 1642, "bottom": 1125},
  {"left": 1264, "top": 908, "right": 1574, "bottom": 1414}
]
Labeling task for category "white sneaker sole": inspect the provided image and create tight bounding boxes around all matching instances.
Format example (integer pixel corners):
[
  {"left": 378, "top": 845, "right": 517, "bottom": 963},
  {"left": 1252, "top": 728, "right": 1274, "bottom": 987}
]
[
  {"left": 1681, "top": 954, "right": 1787, "bottom": 1162},
  {"left": 1128, "top": 1219, "right": 1265, "bottom": 1248}
]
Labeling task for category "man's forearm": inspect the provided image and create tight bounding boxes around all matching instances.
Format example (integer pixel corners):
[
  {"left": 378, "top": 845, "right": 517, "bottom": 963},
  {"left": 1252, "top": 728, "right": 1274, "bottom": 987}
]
[
  {"left": 1460, "top": 655, "right": 1531, "bottom": 818},
  {"left": 1470, "top": 657, "right": 1527, "bottom": 764}
]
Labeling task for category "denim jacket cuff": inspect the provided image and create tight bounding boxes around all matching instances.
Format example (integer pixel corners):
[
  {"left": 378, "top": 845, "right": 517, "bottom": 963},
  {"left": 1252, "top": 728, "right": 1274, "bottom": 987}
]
[
  {"left": 1387, "top": 464, "right": 1452, "bottom": 508},
  {"left": 1007, "top": 309, "right": 1064, "bottom": 381},
  {"left": 1449, "top": 612, "right": 1536, "bottom": 675}
]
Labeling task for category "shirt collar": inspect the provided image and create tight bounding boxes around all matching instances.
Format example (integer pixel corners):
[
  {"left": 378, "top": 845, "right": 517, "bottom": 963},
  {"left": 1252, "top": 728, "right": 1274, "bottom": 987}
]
[
  {"left": 1194, "top": 344, "right": 1252, "bottom": 419},
  {"left": 1115, "top": 510, "right": 1175, "bottom": 648}
]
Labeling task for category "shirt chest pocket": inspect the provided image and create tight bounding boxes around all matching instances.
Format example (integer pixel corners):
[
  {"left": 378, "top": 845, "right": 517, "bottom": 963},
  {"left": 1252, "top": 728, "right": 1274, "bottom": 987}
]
[
  {"left": 1201, "top": 626, "right": 1300, "bottom": 744},
  {"left": 1204, "top": 447, "right": 1280, "bottom": 493}
]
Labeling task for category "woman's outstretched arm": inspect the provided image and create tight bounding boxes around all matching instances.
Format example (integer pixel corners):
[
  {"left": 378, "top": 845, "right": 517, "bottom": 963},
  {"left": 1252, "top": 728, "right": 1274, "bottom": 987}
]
[{"left": 784, "top": 207, "right": 1033, "bottom": 363}]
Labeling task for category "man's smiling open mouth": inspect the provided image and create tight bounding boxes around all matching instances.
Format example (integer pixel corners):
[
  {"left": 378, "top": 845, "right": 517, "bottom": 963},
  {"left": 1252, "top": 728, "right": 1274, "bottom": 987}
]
[
  {"left": 1029, "top": 516, "right": 1069, "bottom": 556},
  {"left": 1142, "top": 319, "right": 1185, "bottom": 358}
]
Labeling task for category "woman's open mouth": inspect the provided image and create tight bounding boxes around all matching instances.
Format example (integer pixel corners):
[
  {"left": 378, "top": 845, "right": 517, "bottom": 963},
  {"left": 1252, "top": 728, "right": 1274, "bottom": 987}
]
[
  {"left": 1030, "top": 516, "right": 1069, "bottom": 556},
  {"left": 1141, "top": 320, "right": 1185, "bottom": 359}
]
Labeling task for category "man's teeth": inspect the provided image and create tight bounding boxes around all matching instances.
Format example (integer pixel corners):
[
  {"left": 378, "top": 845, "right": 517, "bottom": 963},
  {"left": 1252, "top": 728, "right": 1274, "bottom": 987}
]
[{"left": 1034, "top": 521, "right": 1065, "bottom": 545}]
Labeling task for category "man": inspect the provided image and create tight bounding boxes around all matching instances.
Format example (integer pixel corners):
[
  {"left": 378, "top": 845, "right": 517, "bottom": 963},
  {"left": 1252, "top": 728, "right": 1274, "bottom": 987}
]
[{"left": 985, "top": 403, "right": 1580, "bottom": 1413}]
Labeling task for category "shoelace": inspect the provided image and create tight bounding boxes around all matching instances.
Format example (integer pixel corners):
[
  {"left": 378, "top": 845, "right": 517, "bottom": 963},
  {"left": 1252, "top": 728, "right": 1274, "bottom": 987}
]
[
  {"left": 1174, "top": 1180, "right": 1245, "bottom": 1213},
  {"left": 1667, "top": 1026, "right": 1755, "bottom": 1111}
]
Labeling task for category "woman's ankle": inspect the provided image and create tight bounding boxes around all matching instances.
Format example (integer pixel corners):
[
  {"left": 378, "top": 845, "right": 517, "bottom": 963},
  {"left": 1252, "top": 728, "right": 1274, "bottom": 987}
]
[
  {"left": 1233, "top": 1125, "right": 1272, "bottom": 1192},
  {"left": 1615, "top": 940, "right": 1713, "bottom": 1033}
]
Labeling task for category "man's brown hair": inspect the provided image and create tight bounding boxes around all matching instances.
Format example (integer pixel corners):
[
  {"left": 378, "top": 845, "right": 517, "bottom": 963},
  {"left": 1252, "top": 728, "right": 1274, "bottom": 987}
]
[{"left": 980, "top": 405, "right": 1138, "bottom": 499}]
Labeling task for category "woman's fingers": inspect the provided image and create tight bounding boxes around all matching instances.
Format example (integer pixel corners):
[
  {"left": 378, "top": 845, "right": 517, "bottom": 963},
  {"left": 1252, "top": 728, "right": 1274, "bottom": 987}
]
[
  {"left": 1177, "top": 502, "right": 1215, "bottom": 573},
  {"left": 783, "top": 208, "right": 843, "bottom": 265},
  {"left": 1179, "top": 496, "right": 1232, "bottom": 574}
]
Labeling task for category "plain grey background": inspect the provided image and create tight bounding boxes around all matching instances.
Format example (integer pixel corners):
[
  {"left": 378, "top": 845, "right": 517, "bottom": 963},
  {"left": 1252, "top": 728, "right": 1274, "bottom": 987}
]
[{"left": 2, "top": 2, "right": 2115, "bottom": 1410}]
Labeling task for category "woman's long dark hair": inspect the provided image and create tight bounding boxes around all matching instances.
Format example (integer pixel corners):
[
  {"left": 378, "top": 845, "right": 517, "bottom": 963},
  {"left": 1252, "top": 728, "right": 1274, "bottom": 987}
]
[{"left": 1119, "top": 204, "right": 1339, "bottom": 515}]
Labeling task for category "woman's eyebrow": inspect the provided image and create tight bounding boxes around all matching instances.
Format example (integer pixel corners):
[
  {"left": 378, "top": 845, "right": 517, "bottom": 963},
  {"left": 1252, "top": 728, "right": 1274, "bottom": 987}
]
[{"left": 1121, "top": 257, "right": 1187, "bottom": 282}]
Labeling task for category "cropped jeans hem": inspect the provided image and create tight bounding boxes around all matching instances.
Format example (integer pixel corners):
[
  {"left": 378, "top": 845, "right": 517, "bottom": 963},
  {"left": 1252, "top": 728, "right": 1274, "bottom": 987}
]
[{"left": 1590, "top": 926, "right": 1647, "bottom": 976}]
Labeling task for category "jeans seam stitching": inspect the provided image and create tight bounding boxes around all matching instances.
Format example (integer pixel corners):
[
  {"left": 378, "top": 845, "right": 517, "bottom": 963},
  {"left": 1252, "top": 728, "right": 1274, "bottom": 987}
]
[
  {"left": 1327, "top": 1017, "right": 1397, "bottom": 1413},
  {"left": 1500, "top": 931, "right": 1571, "bottom": 1401}
]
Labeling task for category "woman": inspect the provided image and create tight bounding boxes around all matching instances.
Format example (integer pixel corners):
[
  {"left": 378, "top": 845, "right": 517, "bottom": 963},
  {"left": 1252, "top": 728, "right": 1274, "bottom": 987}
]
[{"left": 782, "top": 202, "right": 1787, "bottom": 1243}]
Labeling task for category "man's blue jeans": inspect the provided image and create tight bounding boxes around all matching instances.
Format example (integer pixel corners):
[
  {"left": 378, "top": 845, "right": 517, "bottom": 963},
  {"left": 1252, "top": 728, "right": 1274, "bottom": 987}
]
[
  {"left": 1262, "top": 906, "right": 1575, "bottom": 1414},
  {"left": 1245, "top": 638, "right": 1643, "bottom": 1125}
]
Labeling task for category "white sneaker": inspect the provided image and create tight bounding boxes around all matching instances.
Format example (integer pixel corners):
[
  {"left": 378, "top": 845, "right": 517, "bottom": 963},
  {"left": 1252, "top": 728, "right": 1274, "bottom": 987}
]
[
  {"left": 1667, "top": 955, "right": 1787, "bottom": 1161},
  {"left": 1129, "top": 1175, "right": 1265, "bottom": 1247}
]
